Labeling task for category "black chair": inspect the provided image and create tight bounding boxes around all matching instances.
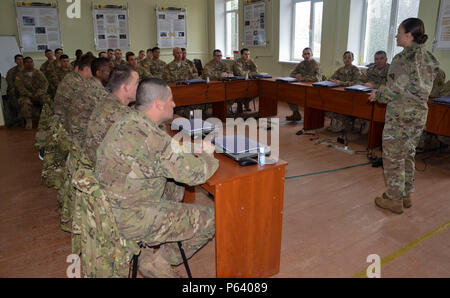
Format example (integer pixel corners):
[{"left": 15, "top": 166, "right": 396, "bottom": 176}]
[
  {"left": 129, "top": 241, "right": 192, "bottom": 278},
  {"left": 193, "top": 59, "right": 203, "bottom": 77}
]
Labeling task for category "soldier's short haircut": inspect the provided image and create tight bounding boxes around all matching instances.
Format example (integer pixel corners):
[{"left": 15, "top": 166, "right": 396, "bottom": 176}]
[
  {"left": 75, "top": 49, "right": 83, "bottom": 56},
  {"left": 98, "top": 51, "right": 106, "bottom": 57},
  {"left": 213, "top": 49, "right": 222, "bottom": 56},
  {"left": 135, "top": 78, "right": 171, "bottom": 111},
  {"left": 91, "top": 57, "right": 110, "bottom": 76},
  {"left": 77, "top": 54, "right": 95, "bottom": 70},
  {"left": 375, "top": 50, "right": 387, "bottom": 57},
  {"left": 240, "top": 48, "right": 249, "bottom": 55},
  {"left": 181, "top": 48, "right": 186, "bottom": 52},
  {"left": 343, "top": 51, "right": 354, "bottom": 58},
  {"left": 55, "top": 48, "right": 63, "bottom": 54},
  {"left": 60, "top": 54, "right": 69, "bottom": 60},
  {"left": 45, "top": 49, "right": 53, "bottom": 54},
  {"left": 147, "top": 48, "right": 153, "bottom": 53},
  {"left": 23, "top": 57, "right": 33, "bottom": 63},
  {"left": 126, "top": 51, "right": 135, "bottom": 61},
  {"left": 107, "top": 49, "right": 114, "bottom": 52},
  {"left": 108, "top": 65, "right": 136, "bottom": 93},
  {"left": 303, "top": 47, "right": 312, "bottom": 53},
  {"left": 14, "top": 54, "right": 23, "bottom": 61}
]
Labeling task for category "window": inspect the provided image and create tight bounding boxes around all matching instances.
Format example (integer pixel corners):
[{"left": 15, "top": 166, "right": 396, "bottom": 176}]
[
  {"left": 292, "top": 0, "right": 323, "bottom": 61},
  {"left": 225, "top": 0, "right": 239, "bottom": 57},
  {"left": 349, "top": 0, "right": 420, "bottom": 65}
]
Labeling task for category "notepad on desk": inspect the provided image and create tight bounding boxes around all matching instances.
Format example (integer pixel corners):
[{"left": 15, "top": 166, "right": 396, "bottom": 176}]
[
  {"left": 275, "top": 77, "right": 298, "bottom": 83},
  {"left": 250, "top": 74, "right": 272, "bottom": 79},
  {"left": 432, "top": 96, "right": 450, "bottom": 106},
  {"left": 177, "top": 78, "right": 207, "bottom": 85},
  {"left": 344, "top": 84, "right": 373, "bottom": 93},
  {"left": 312, "top": 81, "right": 340, "bottom": 88}
]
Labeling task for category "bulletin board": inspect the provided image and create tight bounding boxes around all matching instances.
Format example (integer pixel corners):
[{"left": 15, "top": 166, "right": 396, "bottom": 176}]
[
  {"left": 93, "top": 4, "right": 130, "bottom": 50},
  {"left": 243, "top": 0, "right": 266, "bottom": 47},
  {"left": 434, "top": 0, "right": 450, "bottom": 50},
  {"left": 15, "top": 1, "right": 63, "bottom": 52},
  {"left": 156, "top": 7, "right": 187, "bottom": 49}
]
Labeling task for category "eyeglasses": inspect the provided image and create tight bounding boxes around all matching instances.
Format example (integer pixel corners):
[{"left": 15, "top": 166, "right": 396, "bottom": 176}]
[{"left": 215, "top": 55, "right": 222, "bottom": 57}]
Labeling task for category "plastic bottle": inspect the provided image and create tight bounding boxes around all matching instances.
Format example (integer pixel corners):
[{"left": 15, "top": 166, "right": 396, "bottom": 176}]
[
  {"left": 258, "top": 147, "right": 265, "bottom": 166},
  {"left": 206, "top": 77, "right": 210, "bottom": 84}
]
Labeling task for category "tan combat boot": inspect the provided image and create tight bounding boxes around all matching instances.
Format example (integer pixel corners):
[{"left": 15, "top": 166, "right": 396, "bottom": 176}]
[
  {"left": 25, "top": 118, "right": 33, "bottom": 130},
  {"left": 138, "top": 247, "right": 181, "bottom": 278},
  {"left": 403, "top": 195, "right": 412, "bottom": 209},
  {"left": 375, "top": 193, "right": 404, "bottom": 214}
]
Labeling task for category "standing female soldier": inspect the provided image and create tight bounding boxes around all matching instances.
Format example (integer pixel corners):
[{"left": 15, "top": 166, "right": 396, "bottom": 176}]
[{"left": 369, "top": 18, "right": 440, "bottom": 214}]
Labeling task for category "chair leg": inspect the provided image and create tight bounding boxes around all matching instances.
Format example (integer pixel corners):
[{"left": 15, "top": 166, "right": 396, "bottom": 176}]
[
  {"left": 129, "top": 253, "right": 139, "bottom": 278},
  {"left": 177, "top": 241, "right": 192, "bottom": 278}
]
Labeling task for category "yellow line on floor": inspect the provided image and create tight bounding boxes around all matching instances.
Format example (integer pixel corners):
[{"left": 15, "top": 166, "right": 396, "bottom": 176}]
[{"left": 353, "top": 220, "right": 450, "bottom": 278}]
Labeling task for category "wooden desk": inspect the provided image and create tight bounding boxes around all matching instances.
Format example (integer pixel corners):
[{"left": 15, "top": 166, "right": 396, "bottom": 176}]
[{"left": 185, "top": 153, "right": 288, "bottom": 278}]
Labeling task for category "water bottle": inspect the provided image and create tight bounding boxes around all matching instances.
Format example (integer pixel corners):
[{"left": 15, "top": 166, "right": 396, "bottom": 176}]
[
  {"left": 245, "top": 72, "right": 249, "bottom": 80},
  {"left": 206, "top": 77, "right": 210, "bottom": 84},
  {"left": 258, "top": 147, "right": 265, "bottom": 166}
]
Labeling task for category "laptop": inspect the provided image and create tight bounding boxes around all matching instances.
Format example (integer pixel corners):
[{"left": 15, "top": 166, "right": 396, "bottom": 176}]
[
  {"left": 171, "top": 118, "right": 216, "bottom": 139},
  {"left": 276, "top": 77, "right": 298, "bottom": 83},
  {"left": 344, "top": 84, "right": 373, "bottom": 93},
  {"left": 312, "top": 81, "right": 340, "bottom": 88},
  {"left": 213, "top": 135, "right": 270, "bottom": 161}
]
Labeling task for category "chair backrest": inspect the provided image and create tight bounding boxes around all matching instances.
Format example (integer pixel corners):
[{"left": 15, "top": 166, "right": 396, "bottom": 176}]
[
  {"left": 72, "top": 167, "right": 140, "bottom": 278},
  {"left": 193, "top": 59, "right": 203, "bottom": 76}
]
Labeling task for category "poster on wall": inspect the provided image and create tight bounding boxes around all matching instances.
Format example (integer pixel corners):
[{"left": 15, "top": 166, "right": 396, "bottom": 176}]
[
  {"left": 93, "top": 5, "right": 130, "bottom": 50},
  {"left": 15, "top": 1, "right": 62, "bottom": 52},
  {"left": 434, "top": 0, "right": 450, "bottom": 50},
  {"left": 244, "top": 0, "right": 266, "bottom": 47},
  {"left": 156, "top": 7, "right": 187, "bottom": 49}
]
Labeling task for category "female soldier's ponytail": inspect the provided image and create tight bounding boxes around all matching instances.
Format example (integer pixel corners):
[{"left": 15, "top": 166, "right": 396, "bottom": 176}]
[{"left": 401, "top": 18, "right": 428, "bottom": 44}]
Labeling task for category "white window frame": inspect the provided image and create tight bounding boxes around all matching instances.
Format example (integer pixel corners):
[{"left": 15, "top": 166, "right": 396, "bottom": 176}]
[
  {"left": 356, "top": 0, "right": 419, "bottom": 65},
  {"left": 290, "top": 0, "right": 323, "bottom": 62},
  {"left": 224, "top": 0, "right": 239, "bottom": 58}
]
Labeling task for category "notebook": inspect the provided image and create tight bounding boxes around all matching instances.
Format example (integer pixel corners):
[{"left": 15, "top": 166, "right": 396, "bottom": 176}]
[
  {"left": 312, "top": 81, "right": 340, "bottom": 88},
  {"left": 276, "top": 77, "right": 298, "bottom": 83},
  {"left": 213, "top": 135, "right": 270, "bottom": 161},
  {"left": 432, "top": 96, "right": 450, "bottom": 106},
  {"left": 221, "top": 76, "right": 246, "bottom": 81},
  {"left": 344, "top": 84, "right": 373, "bottom": 93},
  {"left": 250, "top": 74, "right": 272, "bottom": 79},
  {"left": 176, "top": 78, "right": 207, "bottom": 85}
]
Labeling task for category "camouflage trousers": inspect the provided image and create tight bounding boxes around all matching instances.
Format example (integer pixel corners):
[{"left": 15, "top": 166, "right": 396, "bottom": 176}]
[
  {"left": 41, "top": 117, "right": 70, "bottom": 189},
  {"left": 327, "top": 112, "right": 354, "bottom": 132},
  {"left": 382, "top": 122, "right": 424, "bottom": 200},
  {"left": 35, "top": 103, "right": 53, "bottom": 150},
  {"left": 288, "top": 103, "right": 299, "bottom": 112},
  {"left": 17, "top": 96, "right": 34, "bottom": 119},
  {"left": 59, "top": 146, "right": 93, "bottom": 234}
]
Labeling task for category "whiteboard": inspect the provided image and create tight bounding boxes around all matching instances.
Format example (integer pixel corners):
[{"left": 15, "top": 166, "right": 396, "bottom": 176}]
[
  {"left": 434, "top": 0, "right": 450, "bottom": 50},
  {"left": 15, "top": 2, "right": 62, "bottom": 52},
  {"left": 0, "top": 36, "right": 21, "bottom": 79}
]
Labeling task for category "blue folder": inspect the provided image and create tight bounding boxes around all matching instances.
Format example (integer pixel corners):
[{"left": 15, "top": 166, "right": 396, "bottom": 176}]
[
  {"left": 312, "top": 81, "right": 340, "bottom": 88},
  {"left": 433, "top": 96, "right": 450, "bottom": 105},
  {"left": 276, "top": 77, "right": 298, "bottom": 83},
  {"left": 344, "top": 84, "right": 373, "bottom": 93}
]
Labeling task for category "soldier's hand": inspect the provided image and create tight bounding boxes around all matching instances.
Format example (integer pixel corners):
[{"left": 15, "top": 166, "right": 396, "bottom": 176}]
[
  {"left": 368, "top": 90, "right": 377, "bottom": 103},
  {"left": 364, "top": 82, "right": 374, "bottom": 88},
  {"left": 221, "top": 72, "right": 229, "bottom": 78},
  {"left": 295, "top": 74, "right": 302, "bottom": 81},
  {"left": 202, "top": 140, "right": 216, "bottom": 154}
]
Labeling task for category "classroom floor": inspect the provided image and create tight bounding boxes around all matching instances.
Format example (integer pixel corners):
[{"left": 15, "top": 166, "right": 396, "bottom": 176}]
[{"left": 1, "top": 101, "right": 449, "bottom": 278}]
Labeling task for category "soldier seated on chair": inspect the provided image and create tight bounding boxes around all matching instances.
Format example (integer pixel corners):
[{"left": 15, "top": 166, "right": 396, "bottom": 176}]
[{"left": 95, "top": 78, "right": 219, "bottom": 277}]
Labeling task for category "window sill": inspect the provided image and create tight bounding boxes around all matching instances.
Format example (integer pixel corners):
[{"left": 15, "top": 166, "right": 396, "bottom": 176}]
[{"left": 278, "top": 58, "right": 321, "bottom": 65}]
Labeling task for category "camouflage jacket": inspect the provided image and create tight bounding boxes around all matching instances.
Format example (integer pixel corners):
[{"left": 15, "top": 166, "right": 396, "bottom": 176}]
[
  {"left": 95, "top": 109, "right": 219, "bottom": 241},
  {"left": 440, "top": 80, "right": 450, "bottom": 97},
  {"left": 232, "top": 58, "right": 258, "bottom": 76},
  {"left": 289, "top": 59, "right": 322, "bottom": 82},
  {"left": 85, "top": 93, "right": 131, "bottom": 164},
  {"left": 149, "top": 59, "right": 167, "bottom": 79},
  {"left": 429, "top": 68, "right": 446, "bottom": 98},
  {"left": 361, "top": 64, "right": 390, "bottom": 88},
  {"left": 68, "top": 77, "right": 109, "bottom": 146},
  {"left": 376, "top": 43, "right": 440, "bottom": 126},
  {"left": 112, "top": 59, "right": 127, "bottom": 68},
  {"left": 48, "top": 65, "right": 72, "bottom": 92},
  {"left": 163, "top": 60, "right": 198, "bottom": 83},
  {"left": 6, "top": 66, "right": 22, "bottom": 97},
  {"left": 14, "top": 69, "right": 48, "bottom": 99},
  {"left": 53, "top": 71, "right": 85, "bottom": 130},
  {"left": 40, "top": 59, "right": 54, "bottom": 75},
  {"left": 139, "top": 58, "right": 152, "bottom": 70},
  {"left": 203, "top": 60, "right": 232, "bottom": 80},
  {"left": 185, "top": 59, "right": 198, "bottom": 76},
  {"left": 330, "top": 65, "right": 362, "bottom": 86}
]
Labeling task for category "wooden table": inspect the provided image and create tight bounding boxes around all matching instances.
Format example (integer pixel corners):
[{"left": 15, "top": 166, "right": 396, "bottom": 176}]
[{"left": 184, "top": 152, "right": 288, "bottom": 278}]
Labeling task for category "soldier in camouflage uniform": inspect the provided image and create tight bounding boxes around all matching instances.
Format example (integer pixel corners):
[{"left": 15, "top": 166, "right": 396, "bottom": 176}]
[
  {"left": 84, "top": 65, "right": 137, "bottom": 164},
  {"left": 125, "top": 51, "right": 149, "bottom": 81},
  {"left": 14, "top": 57, "right": 49, "bottom": 130},
  {"left": 361, "top": 51, "right": 390, "bottom": 89},
  {"left": 39, "top": 49, "right": 54, "bottom": 77},
  {"left": 95, "top": 78, "right": 219, "bottom": 277},
  {"left": 181, "top": 48, "right": 198, "bottom": 76},
  {"left": 112, "top": 49, "right": 127, "bottom": 68},
  {"left": 230, "top": 48, "right": 259, "bottom": 114},
  {"left": 70, "top": 49, "right": 83, "bottom": 69},
  {"left": 5, "top": 55, "right": 24, "bottom": 127},
  {"left": 138, "top": 48, "right": 153, "bottom": 70},
  {"left": 203, "top": 49, "right": 233, "bottom": 81},
  {"left": 369, "top": 18, "right": 440, "bottom": 214},
  {"left": 47, "top": 54, "right": 72, "bottom": 101},
  {"left": 328, "top": 51, "right": 363, "bottom": 133},
  {"left": 45, "top": 48, "right": 64, "bottom": 98},
  {"left": 149, "top": 47, "right": 167, "bottom": 79},
  {"left": 287, "top": 48, "right": 322, "bottom": 122},
  {"left": 58, "top": 57, "right": 111, "bottom": 232},
  {"left": 429, "top": 68, "right": 446, "bottom": 98},
  {"left": 40, "top": 55, "right": 94, "bottom": 189}
]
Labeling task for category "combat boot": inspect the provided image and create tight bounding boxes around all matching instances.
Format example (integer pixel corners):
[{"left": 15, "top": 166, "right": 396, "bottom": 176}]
[
  {"left": 25, "top": 118, "right": 33, "bottom": 130},
  {"left": 138, "top": 247, "right": 181, "bottom": 278},
  {"left": 375, "top": 193, "right": 404, "bottom": 214},
  {"left": 403, "top": 195, "right": 412, "bottom": 209},
  {"left": 286, "top": 111, "right": 302, "bottom": 122}
]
